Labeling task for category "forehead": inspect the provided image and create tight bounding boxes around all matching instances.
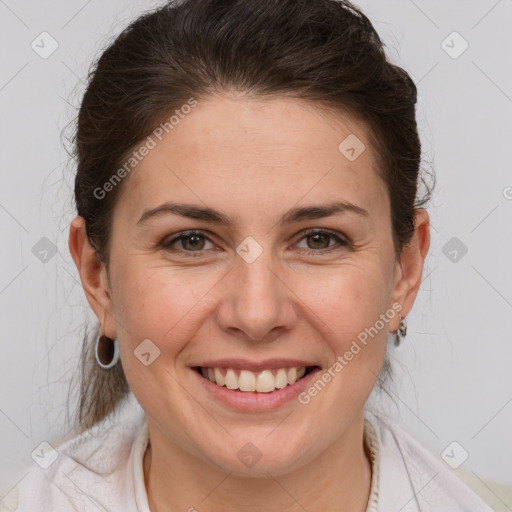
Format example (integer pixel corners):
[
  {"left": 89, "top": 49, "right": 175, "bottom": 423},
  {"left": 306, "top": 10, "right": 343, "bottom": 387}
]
[{"left": 116, "top": 94, "right": 388, "bottom": 223}]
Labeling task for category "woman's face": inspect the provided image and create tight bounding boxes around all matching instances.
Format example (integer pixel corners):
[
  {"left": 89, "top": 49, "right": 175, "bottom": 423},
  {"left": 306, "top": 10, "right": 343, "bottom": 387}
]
[{"left": 93, "top": 95, "right": 427, "bottom": 476}]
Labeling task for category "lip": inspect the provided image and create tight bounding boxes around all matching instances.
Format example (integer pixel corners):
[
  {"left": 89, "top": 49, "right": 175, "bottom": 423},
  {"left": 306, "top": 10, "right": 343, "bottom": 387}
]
[
  {"left": 192, "top": 365, "right": 322, "bottom": 412},
  {"left": 193, "top": 358, "right": 317, "bottom": 372}
]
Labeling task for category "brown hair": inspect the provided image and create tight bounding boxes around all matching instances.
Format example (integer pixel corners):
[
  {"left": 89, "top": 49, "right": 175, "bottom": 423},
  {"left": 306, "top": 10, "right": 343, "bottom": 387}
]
[{"left": 71, "top": 0, "right": 433, "bottom": 431}]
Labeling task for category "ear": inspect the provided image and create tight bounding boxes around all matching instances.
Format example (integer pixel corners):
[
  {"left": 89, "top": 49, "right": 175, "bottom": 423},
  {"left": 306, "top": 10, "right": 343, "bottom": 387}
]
[
  {"left": 390, "top": 208, "right": 430, "bottom": 329},
  {"left": 68, "top": 216, "right": 117, "bottom": 338}
]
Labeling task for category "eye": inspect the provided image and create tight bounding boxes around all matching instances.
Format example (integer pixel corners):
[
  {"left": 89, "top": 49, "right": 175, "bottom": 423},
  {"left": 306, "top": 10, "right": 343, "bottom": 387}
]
[
  {"left": 161, "top": 228, "right": 348, "bottom": 258},
  {"left": 162, "top": 230, "right": 215, "bottom": 255},
  {"left": 294, "top": 229, "right": 348, "bottom": 254}
]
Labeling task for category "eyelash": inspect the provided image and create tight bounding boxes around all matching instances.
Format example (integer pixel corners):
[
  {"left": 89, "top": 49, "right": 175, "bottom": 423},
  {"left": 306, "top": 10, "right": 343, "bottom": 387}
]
[{"left": 161, "top": 229, "right": 349, "bottom": 257}]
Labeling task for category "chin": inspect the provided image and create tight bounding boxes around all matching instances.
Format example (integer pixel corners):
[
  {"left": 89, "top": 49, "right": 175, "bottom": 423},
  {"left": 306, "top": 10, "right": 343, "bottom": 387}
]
[{"left": 199, "top": 438, "right": 313, "bottom": 478}]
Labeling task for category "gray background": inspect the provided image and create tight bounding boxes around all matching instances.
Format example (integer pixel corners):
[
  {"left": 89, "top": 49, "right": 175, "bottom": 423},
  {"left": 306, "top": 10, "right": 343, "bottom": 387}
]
[{"left": 1, "top": 0, "right": 511, "bottom": 508}]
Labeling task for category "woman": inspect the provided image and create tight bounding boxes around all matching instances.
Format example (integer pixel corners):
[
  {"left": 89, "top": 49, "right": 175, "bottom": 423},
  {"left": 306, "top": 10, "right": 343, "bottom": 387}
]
[{"left": 12, "top": 0, "right": 494, "bottom": 510}]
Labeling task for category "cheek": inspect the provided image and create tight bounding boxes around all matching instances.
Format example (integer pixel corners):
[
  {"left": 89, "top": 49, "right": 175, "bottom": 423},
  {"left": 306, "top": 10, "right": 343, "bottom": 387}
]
[
  {"left": 111, "top": 263, "right": 222, "bottom": 349},
  {"left": 290, "top": 263, "right": 392, "bottom": 427},
  {"left": 290, "top": 258, "right": 393, "bottom": 386},
  {"left": 296, "top": 259, "right": 394, "bottom": 331},
  {"left": 111, "top": 265, "right": 216, "bottom": 402}
]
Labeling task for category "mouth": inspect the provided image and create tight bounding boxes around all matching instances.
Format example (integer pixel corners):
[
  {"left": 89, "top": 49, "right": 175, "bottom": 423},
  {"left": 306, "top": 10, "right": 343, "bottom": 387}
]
[{"left": 192, "top": 365, "right": 320, "bottom": 393}]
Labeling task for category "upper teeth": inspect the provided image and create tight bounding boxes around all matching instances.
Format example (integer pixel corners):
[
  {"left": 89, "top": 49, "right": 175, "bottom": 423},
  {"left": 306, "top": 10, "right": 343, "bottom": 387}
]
[{"left": 201, "top": 367, "right": 307, "bottom": 392}]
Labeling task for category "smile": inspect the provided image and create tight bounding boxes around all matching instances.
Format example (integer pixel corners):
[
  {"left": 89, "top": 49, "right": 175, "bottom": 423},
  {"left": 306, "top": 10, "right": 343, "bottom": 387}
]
[{"left": 194, "top": 366, "right": 315, "bottom": 393}]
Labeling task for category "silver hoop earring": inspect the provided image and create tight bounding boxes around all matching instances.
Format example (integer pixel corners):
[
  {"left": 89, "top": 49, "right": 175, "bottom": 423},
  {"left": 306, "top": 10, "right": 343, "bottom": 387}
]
[
  {"left": 394, "top": 312, "right": 407, "bottom": 347},
  {"left": 94, "top": 333, "right": 120, "bottom": 369}
]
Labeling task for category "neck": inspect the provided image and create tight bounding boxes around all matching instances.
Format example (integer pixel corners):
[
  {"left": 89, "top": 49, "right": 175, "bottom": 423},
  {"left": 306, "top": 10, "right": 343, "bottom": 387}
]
[{"left": 143, "top": 414, "right": 372, "bottom": 512}]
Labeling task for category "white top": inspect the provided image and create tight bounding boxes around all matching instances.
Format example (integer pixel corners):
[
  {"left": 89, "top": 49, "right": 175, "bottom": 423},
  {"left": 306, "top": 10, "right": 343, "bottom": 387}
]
[{"left": 7, "top": 392, "right": 494, "bottom": 512}]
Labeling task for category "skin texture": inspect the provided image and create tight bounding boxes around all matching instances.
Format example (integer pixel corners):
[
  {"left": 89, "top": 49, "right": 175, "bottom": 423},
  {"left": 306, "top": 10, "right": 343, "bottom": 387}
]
[{"left": 69, "top": 94, "right": 430, "bottom": 512}]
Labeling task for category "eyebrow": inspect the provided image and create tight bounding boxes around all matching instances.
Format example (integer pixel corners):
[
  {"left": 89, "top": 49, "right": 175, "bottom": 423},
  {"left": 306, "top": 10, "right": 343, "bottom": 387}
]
[{"left": 136, "top": 200, "right": 369, "bottom": 227}]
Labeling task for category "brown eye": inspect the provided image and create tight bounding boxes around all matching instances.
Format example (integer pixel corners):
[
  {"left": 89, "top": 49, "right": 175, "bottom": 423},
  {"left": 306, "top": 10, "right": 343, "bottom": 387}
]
[
  {"left": 163, "top": 231, "right": 214, "bottom": 254},
  {"left": 295, "top": 229, "right": 348, "bottom": 253},
  {"left": 181, "top": 234, "right": 206, "bottom": 251},
  {"left": 306, "top": 232, "right": 332, "bottom": 249}
]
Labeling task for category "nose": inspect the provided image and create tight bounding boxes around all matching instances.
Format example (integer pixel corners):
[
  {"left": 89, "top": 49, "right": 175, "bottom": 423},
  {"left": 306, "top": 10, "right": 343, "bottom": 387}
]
[{"left": 215, "top": 250, "right": 298, "bottom": 343}]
